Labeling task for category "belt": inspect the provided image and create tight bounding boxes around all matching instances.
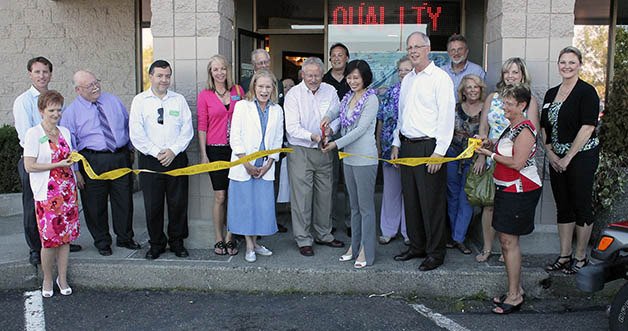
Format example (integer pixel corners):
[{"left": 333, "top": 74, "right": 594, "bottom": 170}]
[
  {"left": 400, "top": 134, "right": 434, "bottom": 143},
  {"left": 81, "top": 147, "right": 128, "bottom": 154}
]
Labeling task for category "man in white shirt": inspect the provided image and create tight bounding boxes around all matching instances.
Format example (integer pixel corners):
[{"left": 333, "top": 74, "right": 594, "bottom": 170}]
[
  {"left": 391, "top": 32, "right": 456, "bottom": 271},
  {"left": 13, "top": 56, "right": 81, "bottom": 266},
  {"left": 129, "top": 60, "right": 193, "bottom": 260},
  {"left": 284, "top": 57, "right": 345, "bottom": 257}
]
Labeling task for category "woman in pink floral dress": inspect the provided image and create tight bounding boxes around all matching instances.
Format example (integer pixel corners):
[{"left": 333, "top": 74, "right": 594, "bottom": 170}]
[{"left": 23, "top": 90, "right": 79, "bottom": 297}]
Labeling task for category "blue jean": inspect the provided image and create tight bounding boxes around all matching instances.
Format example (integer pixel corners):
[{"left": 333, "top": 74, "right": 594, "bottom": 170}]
[{"left": 446, "top": 159, "right": 473, "bottom": 243}]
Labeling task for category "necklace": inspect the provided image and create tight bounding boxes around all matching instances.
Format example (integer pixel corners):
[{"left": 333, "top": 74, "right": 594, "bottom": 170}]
[
  {"left": 215, "top": 88, "right": 228, "bottom": 97},
  {"left": 556, "top": 82, "right": 575, "bottom": 101},
  {"left": 339, "top": 89, "right": 375, "bottom": 128},
  {"left": 42, "top": 124, "right": 58, "bottom": 137}
]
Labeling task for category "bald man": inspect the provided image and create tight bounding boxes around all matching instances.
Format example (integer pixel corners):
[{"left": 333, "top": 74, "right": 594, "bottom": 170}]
[{"left": 60, "top": 70, "right": 139, "bottom": 256}]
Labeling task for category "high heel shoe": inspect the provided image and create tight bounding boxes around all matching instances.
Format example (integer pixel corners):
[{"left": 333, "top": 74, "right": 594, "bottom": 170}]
[
  {"left": 339, "top": 253, "right": 353, "bottom": 262},
  {"left": 56, "top": 277, "right": 72, "bottom": 296},
  {"left": 354, "top": 260, "right": 367, "bottom": 269},
  {"left": 41, "top": 282, "right": 53, "bottom": 298}
]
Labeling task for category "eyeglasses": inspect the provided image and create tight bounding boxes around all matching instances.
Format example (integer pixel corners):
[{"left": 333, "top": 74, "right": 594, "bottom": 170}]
[
  {"left": 406, "top": 45, "right": 428, "bottom": 52},
  {"left": 157, "top": 107, "right": 163, "bottom": 125},
  {"left": 79, "top": 79, "right": 101, "bottom": 90}
]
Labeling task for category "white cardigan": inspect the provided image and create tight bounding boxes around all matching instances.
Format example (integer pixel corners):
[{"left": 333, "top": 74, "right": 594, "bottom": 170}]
[
  {"left": 228, "top": 100, "right": 284, "bottom": 182},
  {"left": 23, "top": 124, "right": 74, "bottom": 201}
]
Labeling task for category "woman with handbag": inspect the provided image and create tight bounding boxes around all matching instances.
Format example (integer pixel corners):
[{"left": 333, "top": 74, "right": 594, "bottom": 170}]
[
  {"left": 476, "top": 84, "right": 542, "bottom": 314},
  {"left": 475, "top": 57, "right": 539, "bottom": 262},
  {"left": 445, "top": 74, "right": 486, "bottom": 254}
]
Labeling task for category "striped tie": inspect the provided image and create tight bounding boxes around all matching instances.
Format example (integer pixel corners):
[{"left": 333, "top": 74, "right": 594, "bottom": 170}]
[{"left": 94, "top": 102, "right": 117, "bottom": 152}]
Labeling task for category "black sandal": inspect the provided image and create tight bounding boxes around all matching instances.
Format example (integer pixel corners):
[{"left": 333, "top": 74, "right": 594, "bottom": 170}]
[
  {"left": 493, "top": 292, "right": 525, "bottom": 305},
  {"left": 492, "top": 299, "right": 524, "bottom": 315},
  {"left": 546, "top": 255, "right": 572, "bottom": 271},
  {"left": 226, "top": 241, "right": 239, "bottom": 256},
  {"left": 214, "top": 241, "right": 227, "bottom": 255},
  {"left": 563, "top": 257, "right": 588, "bottom": 275}
]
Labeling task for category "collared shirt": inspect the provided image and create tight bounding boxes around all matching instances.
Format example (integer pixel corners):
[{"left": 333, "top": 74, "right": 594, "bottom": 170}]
[
  {"left": 441, "top": 60, "right": 486, "bottom": 101},
  {"left": 393, "top": 61, "right": 455, "bottom": 156},
  {"left": 129, "top": 88, "right": 193, "bottom": 157},
  {"left": 284, "top": 81, "right": 339, "bottom": 148},
  {"left": 323, "top": 69, "right": 350, "bottom": 99},
  {"left": 60, "top": 92, "right": 131, "bottom": 152},
  {"left": 13, "top": 85, "right": 42, "bottom": 147}
]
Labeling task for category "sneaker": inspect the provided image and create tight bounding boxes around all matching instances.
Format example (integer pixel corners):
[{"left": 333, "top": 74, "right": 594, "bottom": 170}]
[
  {"left": 378, "top": 236, "right": 392, "bottom": 244},
  {"left": 245, "top": 250, "right": 256, "bottom": 262},
  {"left": 254, "top": 245, "right": 273, "bottom": 256}
]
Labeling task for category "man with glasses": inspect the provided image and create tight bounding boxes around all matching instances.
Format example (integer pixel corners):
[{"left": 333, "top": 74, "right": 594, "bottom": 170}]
[
  {"left": 441, "top": 34, "right": 486, "bottom": 99},
  {"left": 61, "top": 70, "right": 139, "bottom": 256},
  {"left": 13, "top": 57, "right": 82, "bottom": 266},
  {"left": 241, "top": 49, "right": 285, "bottom": 106},
  {"left": 284, "top": 57, "right": 345, "bottom": 257},
  {"left": 390, "top": 32, "right": 455, "bottom": 271},
  {"left": 130, "top": 60, "right": 193, "bottom": 260}
]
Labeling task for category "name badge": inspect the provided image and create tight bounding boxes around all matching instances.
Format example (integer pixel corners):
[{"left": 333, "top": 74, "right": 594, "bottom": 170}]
[
  {"left": 39, "top": 135, "right": 49, "bottom": 144},
  {"left": 543, "top": 103, "right": 550, "bottom": 109},
  {"left": 169, "top": 110, "right": 180, "bottom": 116},
  {"left": 231, "top": 95, "right": 241, "bottom": 101}
]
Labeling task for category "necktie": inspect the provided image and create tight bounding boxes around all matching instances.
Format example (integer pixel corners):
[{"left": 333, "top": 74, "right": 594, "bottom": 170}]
[{"left": 94, "top": 102, "right": 117, "bottom": 152}]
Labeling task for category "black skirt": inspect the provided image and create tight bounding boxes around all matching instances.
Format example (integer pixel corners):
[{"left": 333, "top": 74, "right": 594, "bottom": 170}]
[
  {"left": 492, "top": 188, "right": 542, "bottom": 236},
  {"left": 206, "top": 145, "right": 232, "bottom": 191}
]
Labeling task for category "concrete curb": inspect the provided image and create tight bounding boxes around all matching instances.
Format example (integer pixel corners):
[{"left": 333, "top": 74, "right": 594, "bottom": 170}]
[{"left": 2, "top": 259, "right": 611, "bottom": 299}]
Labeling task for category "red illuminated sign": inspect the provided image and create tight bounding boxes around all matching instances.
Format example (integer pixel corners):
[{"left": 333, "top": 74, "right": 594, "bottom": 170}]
[{"left": 328, "top": 1, "right": 460, "bottom": 34}]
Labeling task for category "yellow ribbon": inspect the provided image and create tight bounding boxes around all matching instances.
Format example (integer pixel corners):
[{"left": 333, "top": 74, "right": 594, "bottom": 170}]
[
  {"left": 70, "top": 148, "right": 294, "bottom": 180},
  {"left": 338, "top": 138, "right": 482, "bottom": 166}
]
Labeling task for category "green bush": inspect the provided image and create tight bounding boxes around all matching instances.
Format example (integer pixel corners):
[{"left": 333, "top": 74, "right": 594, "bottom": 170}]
[{"left": 0, "top": 125, "right": 22, "bottom": 193}]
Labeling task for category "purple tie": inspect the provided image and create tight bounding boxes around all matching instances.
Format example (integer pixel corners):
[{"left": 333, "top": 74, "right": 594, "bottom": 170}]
[{"left": 94, "top": 102, "right": 117, "bottom": 152}]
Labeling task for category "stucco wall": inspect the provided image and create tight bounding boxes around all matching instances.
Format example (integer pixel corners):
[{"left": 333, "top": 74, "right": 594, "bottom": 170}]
[{"left": 0, "top": 0, "right": 136, "bottom": 125}]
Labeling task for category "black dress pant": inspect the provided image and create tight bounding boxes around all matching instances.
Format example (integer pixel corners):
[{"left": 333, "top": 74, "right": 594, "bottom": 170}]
[
  {"left": 79, "top": 149, "right": 134, "bottom": 249},
  {"left": 18, "top": 157, "right": 41, "bottom": 253},
  {"left": 138, "top": 153, "right": 189, "bottom": 249},
  {"left": 399, "top": 139, "right": 447, "bottom": 262}
]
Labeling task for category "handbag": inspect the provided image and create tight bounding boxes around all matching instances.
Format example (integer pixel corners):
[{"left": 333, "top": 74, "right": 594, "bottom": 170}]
[{"left": 464, "top": 162, "right": 495, "bottom": 207}]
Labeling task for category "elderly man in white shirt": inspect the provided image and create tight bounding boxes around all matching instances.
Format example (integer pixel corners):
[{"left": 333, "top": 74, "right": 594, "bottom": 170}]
[
  {"left": 130, "top": 60, "right": 193, "bottom": 260},
  {"left": 391, "top": 31, "right": 456, "bottom": 271},
  {"left": 284, "top": 57, "right": 345, "bottom": 257}
]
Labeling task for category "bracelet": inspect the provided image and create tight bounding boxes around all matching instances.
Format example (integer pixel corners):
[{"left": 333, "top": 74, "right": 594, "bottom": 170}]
[{"left": 490, "top": 152, "right": 496, "bottom": 160}]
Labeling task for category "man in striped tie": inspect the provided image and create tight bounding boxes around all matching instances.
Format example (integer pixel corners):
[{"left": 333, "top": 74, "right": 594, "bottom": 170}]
[{"left": 60, "top": 70, "right": 140, "bottom": 256}]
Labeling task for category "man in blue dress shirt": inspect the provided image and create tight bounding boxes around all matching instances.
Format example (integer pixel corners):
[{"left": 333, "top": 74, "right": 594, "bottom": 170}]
[
  {"left": 61, "top": 70, "right": 139, "bottom": 256},
  {"left": 441, "top": 34, "right": 486, "bottom": 100},
  {"left": 13, "top": 57, "right": 82, "bottom": 266}
]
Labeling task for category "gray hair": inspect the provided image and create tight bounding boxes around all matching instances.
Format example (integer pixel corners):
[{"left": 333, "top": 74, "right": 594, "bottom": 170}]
[
  {"left": 72, "top": 70, "right": 97, "bottom": 88},
  {"left": 397, "top": 55, "right": 411, "bottom": 68},
  {"left": 301, "top": 57, "right": 325, "bottom": 73},
  {"left": 406, "top": 31, "right": 431, "bottom": 46},
  {"left": 251, "top": 48, "right": 270, "bottom": 64}
]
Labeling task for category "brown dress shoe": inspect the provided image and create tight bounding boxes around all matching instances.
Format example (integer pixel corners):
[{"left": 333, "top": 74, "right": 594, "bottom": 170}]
[{"left": 299, "top": 246, "right": 314, "bottom": 256}]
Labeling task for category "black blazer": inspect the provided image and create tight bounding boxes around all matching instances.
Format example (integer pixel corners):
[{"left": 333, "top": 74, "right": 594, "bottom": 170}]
[{"left": 540, "top": 78, "right": 599, "bottom": 145}]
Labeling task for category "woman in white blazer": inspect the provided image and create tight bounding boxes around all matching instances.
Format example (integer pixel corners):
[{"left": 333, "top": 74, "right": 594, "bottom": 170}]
[
  {"left": 23, "top": 90, "right": 79, "bottom": 297},
  {"left": 227, "top": 69, "right": 284, "bottom": 263}
]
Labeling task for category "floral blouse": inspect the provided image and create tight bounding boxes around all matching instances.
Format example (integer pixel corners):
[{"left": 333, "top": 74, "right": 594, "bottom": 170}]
[
  {"left": 377, "top": 82, "right": 401, "bottom": 160},
  {"left": 449, "top": 103, "right": 481, "bottom": 156}
]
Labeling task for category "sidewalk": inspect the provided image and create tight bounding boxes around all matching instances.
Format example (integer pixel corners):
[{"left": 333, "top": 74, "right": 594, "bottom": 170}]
[{"left": 0, "top": 183, "right": 597, "bottom": 299}]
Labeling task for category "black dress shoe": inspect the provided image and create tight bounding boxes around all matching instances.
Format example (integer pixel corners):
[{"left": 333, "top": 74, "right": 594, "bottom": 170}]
[
  {"left": 419, "top": 257, "right": 443, "bottom": 271},
  {"left": 277, "top": 223, "right": 288, "bottom": 233},
  {"left": 29, "top": 251, "right": 41, "bottom": 266},
  {"left": 116, "top": 240, "right": 141, "bottom": 250},
  {"left": 69, "top": 244, "right": 82, "bottom": 252},
  {"left": 145, "top": 247, "right": 165, "bottom": 260},
  {"left": 98, "top": 246, "right": 113, "bottom": 256},
  {"left": 314, "top": 239, "right": 345, "bottom": 248},
  {"left": 170, "top": 246, "right": 189, "bottom": 257},
  {"left": 394, "top": 250, "right": 427, "bottom": 261}
]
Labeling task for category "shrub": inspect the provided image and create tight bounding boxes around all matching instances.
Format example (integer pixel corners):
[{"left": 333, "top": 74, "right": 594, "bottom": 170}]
[{"left": 0, "top": 125, "right": 22, "bottom": 193}]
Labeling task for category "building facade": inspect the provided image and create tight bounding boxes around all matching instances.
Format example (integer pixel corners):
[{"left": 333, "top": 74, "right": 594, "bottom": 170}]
[{"left": 1, "top": 0, "right": 621, "bottom": 220}]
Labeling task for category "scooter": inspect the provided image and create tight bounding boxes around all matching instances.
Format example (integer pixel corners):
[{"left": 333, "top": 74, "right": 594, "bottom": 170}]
[{"left": 577, "top": 220, "right": 628, "bottom": 331}]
